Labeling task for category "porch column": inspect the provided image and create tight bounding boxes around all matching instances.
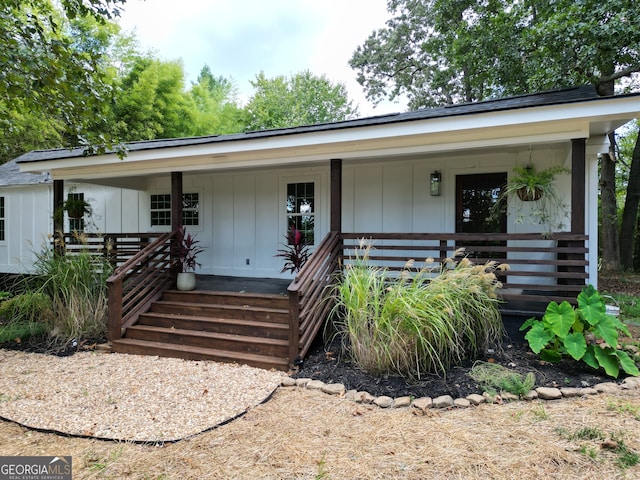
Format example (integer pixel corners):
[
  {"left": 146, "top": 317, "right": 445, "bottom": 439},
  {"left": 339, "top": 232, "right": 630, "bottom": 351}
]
[
  {"left": 53, "top": 179, "right": 64, "bottom": 254},
  {"left": 571, "top": 138, "right": 586, "bottom": 234},
  {"left": 330, "top": 159, "right": 342, "bottom": 233},
  {"left": 171, "top": 171, "right": 183, "bottom": 231}
]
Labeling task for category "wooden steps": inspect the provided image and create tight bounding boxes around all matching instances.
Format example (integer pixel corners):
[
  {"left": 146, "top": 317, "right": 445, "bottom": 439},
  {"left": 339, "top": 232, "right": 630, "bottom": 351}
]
[{"left": 111, "top": 289, "right": 292, "bottom": 371}]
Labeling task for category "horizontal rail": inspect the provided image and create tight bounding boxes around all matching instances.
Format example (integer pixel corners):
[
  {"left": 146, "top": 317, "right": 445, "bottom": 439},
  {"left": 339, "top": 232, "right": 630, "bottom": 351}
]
[{"left": 341, "top": 232, "right": 589, "bottom": 307}]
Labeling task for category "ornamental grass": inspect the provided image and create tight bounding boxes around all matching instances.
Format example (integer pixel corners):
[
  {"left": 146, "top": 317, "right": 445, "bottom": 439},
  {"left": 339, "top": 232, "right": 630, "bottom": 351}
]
[{"left": 332, "top": 240, "right": 507, "bottom": 379}]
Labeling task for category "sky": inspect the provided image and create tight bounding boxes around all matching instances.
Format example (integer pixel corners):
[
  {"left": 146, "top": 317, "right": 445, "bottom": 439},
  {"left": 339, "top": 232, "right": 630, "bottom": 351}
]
[{"left": 117, "top": 0, "right": 406, "bottom": 117}]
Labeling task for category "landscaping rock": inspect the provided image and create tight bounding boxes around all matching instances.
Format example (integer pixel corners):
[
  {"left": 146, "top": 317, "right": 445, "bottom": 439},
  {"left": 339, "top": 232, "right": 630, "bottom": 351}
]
[
  {"left": 482, "top": 392, "right": 498, "bottom": 404},
  {"left": 322, "top": 383, "right": 346, "bottom": 396},
  {"left": 523, "top": 390, "right": 538, "bottom": 401},
  {"left": 622, "top": 377, "right": 640, "bottom": 389},
  {"left": 536, "top": 387, "right": 562, "bottom": 400},
  {"left": 281, "top": 377, "right": 296, "bottom": 387},
  {"left": 353, "top": 391, "right": 377, "bottom": 404},
  {"left": 454, "top": 398, "right": 470, "bottom": 408},
  {"left": 466, "top": 394, "right": 486, "bottom": 406},
  {"left": 594, "top": 382, "right": 619, "bottom": 394},
  {"left": 432, "top": 395, "right": 454, "bottom": 409},
  {"left": 581, "top": 387, "right": 598, "bottom": 395},
  {"left": 411, "top": 397, "right": 433, "bottom": 411},
  {"left": 392, "top": 396, "right": 412, "bottom": 408},
  {"left": 345, "top": 389, "right": 358, "bottom": 401},
  {"left": 560, "top": 387, "right": 583, "bottom": 398},
  {"left": 500, "top": 392, "right": 519, "bottom": 402},
  {"left": 295, "top": 378, "right": 311, "bottom": 387},
  {"left": 306, "top": 380, "right": 326, "bottom": 390},
  {"left": 374, "top": 396, "right": 394, "bottom": 408}
]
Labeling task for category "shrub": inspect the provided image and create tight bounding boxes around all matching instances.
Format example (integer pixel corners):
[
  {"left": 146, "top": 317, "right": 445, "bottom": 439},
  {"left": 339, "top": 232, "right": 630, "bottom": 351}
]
[
  {"left": 332, "top": 241, "right": 505, "bottom": 379},
  {"left": 30, "top": 234, "right": 114, "bottom": 347},
  {"left": 0, "top": 292, "right": 51, "bottom": 343},
  {"left": 520, "top": 285, "right": 640, "bottom": 378}
]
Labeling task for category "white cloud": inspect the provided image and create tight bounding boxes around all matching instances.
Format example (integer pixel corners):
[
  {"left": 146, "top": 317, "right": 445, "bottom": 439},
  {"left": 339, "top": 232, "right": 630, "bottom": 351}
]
[{"left": 117, "top": 0, "right": 405, "bottom": 116}]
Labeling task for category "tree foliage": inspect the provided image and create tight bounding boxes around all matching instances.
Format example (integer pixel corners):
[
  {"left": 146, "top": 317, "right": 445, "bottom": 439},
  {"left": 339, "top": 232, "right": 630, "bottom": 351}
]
[
  {"left": 350, "top": 0, "right": 640, "bottom": 109},
  {"left": 245, "top": 70, "right": 358, "bottom": 131},
  {"left": 0, "top": 0, "right": 126, "bottom": 161}
]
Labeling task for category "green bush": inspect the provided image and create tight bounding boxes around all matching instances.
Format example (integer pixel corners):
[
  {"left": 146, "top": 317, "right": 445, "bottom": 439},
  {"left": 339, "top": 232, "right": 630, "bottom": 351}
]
[
  {"left": 468, "top": 361, "right": 536, "bottom": 397},
  {"left": 29, "top": 234, "right": 113, "bottom": 347},
  {"left": 520, "top": 285, "right": 640, "bottom": 378},
  {"left": 332, "top": 242, "right": 505, "bottom": 379},
  {"left": 0, "top": 292, "right": 51, "bottom": 343}
]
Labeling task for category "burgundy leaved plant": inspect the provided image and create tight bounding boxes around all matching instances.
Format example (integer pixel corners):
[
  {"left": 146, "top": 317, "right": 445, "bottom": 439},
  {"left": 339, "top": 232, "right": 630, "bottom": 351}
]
[
  {"left": 275, "top": 227, "right": 311, "bottom": 274},
  {"left": 176, "top": 226, "right": 204, "bottom": 273}
]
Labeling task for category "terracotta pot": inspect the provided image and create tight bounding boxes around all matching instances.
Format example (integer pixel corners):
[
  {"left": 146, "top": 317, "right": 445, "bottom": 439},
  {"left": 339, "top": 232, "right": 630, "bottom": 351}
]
[
  {"left": 516, "top": 187, "right": 543, "bottom": 201},
  {"left": 176, "top": 272, "right": 196, "bottom": 291}
]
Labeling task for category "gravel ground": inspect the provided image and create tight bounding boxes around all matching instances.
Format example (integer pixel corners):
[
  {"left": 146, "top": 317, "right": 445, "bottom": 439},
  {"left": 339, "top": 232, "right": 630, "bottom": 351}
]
[{"left": 0, "top": 350, "right": 285, "bottom": 443}]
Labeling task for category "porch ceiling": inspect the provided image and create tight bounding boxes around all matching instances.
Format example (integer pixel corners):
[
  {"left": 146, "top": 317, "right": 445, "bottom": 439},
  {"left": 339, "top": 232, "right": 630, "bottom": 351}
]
[{"left": 18, "top": 90, "right": 640, "bottom": 182}]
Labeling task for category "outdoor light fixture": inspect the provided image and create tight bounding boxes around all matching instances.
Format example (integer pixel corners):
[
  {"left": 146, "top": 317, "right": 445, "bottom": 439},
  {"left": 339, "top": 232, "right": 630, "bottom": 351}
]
[{"left": 430, "top": 171, "right": 441, "bottom": 196}]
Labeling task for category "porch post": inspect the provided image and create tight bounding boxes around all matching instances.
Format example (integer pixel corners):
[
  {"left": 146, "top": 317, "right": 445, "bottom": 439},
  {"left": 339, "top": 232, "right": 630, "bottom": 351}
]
[
  {"left": 330, "top": 159, "right": 342, "bottom": 233},
  {"left": 171, "top": 172, "right": 183, "bottom": 231},
  {"left": 571, "top": 138, "right": 586, "bottom": 234},
  {"left": 53, "top": 179, "right": 64, "bottom": 254}
]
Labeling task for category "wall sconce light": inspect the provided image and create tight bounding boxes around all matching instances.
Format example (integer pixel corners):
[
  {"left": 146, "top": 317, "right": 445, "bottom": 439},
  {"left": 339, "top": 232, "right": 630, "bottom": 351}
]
[{"left": 430, "top": 171, "right": 441, "bottom": 196}]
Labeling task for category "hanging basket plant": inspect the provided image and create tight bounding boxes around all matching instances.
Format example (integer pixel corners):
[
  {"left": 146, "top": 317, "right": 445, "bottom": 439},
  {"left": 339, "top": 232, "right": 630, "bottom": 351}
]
[
  {"left": 516, "top": 185, "right": 543, "bottom": 202},
  {"left": 498, "top": 164, "right": 570, "bottom": 233}
]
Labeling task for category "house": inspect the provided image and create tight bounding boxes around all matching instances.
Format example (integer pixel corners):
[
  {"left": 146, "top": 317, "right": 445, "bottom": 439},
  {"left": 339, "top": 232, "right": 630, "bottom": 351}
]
[
  {"left": 0, "top": 159, "right": 150, "bottom": 275},
  {"left": 11, "top": 85, "right": 640, "bottom": 369}
]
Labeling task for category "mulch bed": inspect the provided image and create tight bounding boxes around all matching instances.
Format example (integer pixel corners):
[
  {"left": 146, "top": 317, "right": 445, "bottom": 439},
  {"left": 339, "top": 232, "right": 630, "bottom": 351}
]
[
  {"left": 293, "top": 327, "right": 609, "bottom": 400},
  {"left": 293, "top": 274, "right": 638, "bottom": 399}
]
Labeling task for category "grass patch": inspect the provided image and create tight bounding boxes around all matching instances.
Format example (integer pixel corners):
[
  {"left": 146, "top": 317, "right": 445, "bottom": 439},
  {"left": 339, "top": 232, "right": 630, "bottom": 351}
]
[{"left": 468, "top": 361, "right": 535, "bottom": 397}]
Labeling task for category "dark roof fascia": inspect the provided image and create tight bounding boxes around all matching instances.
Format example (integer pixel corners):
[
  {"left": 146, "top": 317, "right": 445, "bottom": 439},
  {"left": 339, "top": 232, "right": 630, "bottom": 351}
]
[{"left": 15, "top": 85, "right": 627, "bottom": 165}]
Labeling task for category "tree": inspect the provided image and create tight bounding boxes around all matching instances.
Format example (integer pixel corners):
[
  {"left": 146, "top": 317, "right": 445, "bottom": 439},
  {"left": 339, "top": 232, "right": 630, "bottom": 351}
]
[
  {"left": 351, "top": 0, "right": 640, "bottom": 271},
  {"left": 0, "top": 0, "right": 126, "bottom": 161},
  {"left": 244, "top": 70, "right": 358, "bottom": 131},
  {"left": 111, "top": 57, "right": 195, "bottom": 141},
  {"left": 188, "top": 65, "right": 246, "bottom": 136}
]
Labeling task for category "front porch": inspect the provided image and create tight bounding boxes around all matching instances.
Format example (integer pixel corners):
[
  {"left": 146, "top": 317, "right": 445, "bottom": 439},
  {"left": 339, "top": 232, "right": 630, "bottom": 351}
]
[{"left": 77, "top": 229, "right": 589, "bottom": 371}]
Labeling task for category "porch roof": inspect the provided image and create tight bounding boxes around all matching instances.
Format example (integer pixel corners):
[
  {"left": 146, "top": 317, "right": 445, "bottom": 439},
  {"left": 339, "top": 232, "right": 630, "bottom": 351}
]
[{"left": 16, "top": 85, "right": 640, "bottom": 181}]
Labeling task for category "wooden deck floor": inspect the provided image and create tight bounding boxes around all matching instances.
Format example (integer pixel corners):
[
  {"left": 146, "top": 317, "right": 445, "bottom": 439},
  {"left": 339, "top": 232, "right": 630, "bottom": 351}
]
[{"left": 193, "top": 275, "right": 290, "bottom": 295}]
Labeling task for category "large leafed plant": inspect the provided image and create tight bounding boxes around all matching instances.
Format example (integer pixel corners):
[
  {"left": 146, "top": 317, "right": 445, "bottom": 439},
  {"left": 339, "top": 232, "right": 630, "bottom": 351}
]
[{"left": 520, "top": 285, "right": 639, "bottom": 378}]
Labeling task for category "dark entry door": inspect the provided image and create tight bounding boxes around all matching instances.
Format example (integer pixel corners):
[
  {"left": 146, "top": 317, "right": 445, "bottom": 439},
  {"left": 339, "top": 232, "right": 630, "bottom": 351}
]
[{"left": 455, "top": 173, "right": 507, "bottom": 260}]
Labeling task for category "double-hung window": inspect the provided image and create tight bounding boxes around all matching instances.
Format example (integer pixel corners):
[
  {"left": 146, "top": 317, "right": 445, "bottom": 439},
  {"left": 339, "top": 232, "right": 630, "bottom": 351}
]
[
  {"left": 150, "top": 193, "right": 199, "bottom": 227},
  {"left": 286, "top": 182, "right": 314, "bottom": 244}
]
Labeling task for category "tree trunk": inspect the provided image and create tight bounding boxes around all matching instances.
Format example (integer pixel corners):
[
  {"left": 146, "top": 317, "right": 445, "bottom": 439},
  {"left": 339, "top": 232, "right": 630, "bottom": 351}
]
[
  {"left": 620, "top": 132, "right": 640, "bottom": 270},
  {"left": 597, "top": 80, "right": 621, "bottom": 272},
  {"left": 600, "top": 137, "right": 620, "bottom": 272}
]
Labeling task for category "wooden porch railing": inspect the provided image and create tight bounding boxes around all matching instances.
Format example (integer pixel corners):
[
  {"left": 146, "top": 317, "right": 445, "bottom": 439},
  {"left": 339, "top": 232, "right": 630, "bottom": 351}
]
[
  {"left": 340, "top": 232, "right": 589, "bottom": 309},
  {"left": 287, "top": 231, "right": 341, "bottom": 365},
  {"left": 60, "top": 232, "right": 167, "bottom": 268},
  {"left": 106, "top": 231, "right": 176, "bottom": 341}
]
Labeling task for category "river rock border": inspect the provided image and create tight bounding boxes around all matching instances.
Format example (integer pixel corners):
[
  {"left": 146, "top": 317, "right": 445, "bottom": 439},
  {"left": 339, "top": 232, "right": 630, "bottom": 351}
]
[{"left": 281, "top": 376, "right": 640, "bottom": 411}]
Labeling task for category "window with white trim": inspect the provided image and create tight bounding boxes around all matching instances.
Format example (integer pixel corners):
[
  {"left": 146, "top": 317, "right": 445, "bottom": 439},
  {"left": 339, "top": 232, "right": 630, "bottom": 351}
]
[
  {"left": 150, "top": 193, "right": 199, "bottom": 226},
  {"left": 67, "top": 192, "right": 85, "bottom": 232},
  {"left": 286, "top": 182, "right": 314, "bottom": 244}
]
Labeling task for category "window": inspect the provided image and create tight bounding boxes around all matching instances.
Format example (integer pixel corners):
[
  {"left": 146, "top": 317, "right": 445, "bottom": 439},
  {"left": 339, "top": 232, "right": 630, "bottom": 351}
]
[
  {"left": 286, "top": 182, "right": 314, "bottom": 244},
  {"left": 67, "top": 192, "right": 85, "bottom": 232},
  {"left": 0, "top": 196, "right": 4, "bottom": 241},
  {"left": 150, "top": 193, "right": 199, "bottom": 226}
]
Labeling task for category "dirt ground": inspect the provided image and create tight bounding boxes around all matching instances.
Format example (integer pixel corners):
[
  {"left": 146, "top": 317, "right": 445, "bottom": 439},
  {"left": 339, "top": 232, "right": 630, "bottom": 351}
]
[{"left": 1, "top": 387, "right": 639, "bottom": 479}]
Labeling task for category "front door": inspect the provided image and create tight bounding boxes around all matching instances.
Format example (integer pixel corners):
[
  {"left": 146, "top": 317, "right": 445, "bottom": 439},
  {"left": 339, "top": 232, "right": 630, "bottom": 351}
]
[{"left": 455, "top": 173, "right": 507, "bottom": 260}]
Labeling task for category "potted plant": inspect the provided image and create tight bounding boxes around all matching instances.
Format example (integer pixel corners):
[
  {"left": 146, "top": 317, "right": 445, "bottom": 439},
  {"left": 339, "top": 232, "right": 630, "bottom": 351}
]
[
  {"left": 175, "top": 226, "right": 204, "bottom": 291},
  {"left": 63, "top": 196, "right": 91, "bottom": 219},
  {"left": 499, "top": 164, "right": 570, "bottom": 233},
  {"left": 275, "top": 227, "right": 311, "bottom": 274}
]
